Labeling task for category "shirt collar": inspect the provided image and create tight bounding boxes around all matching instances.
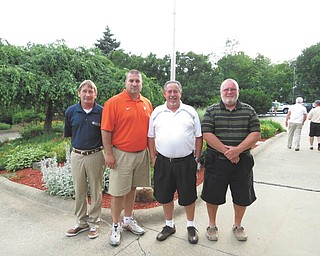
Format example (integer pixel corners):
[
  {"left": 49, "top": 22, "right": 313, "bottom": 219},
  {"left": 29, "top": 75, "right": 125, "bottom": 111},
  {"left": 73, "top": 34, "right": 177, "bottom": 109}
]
[
  {"left": 77, "top": 102, "right": 99, "bottom": 113},
  {"left": 122, "top": 89, "right": 143, "bottom": 102},
  {"left": 164, "top": 101, "right": 183, "bottom": 112}
]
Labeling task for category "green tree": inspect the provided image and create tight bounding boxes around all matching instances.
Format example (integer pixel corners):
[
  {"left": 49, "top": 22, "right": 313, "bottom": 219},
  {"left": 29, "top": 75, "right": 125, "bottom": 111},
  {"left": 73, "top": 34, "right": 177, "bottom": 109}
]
[
  {"left": 95, "top": 26, "right": 121, "bottom": 55},
  {"left": 269, "top": 62, "right": 294, "bottom": 103},
  {"left": 175, "top": 51, "right": 216, "bottom": 107},
  {"left": 108, "top": 51, "right": 171, "bottom": 89},
  {"left": 215, "top": 52, "right": 256, "bottom": 88},
  {"left": 0, "top": 41, "right": 164, "bottom": 130},
  {"left": 296, "top": 43, "right": 320, "bottom": 102},
  {"left": 239, "top": 89, "right": 272, "bottom": 115}
]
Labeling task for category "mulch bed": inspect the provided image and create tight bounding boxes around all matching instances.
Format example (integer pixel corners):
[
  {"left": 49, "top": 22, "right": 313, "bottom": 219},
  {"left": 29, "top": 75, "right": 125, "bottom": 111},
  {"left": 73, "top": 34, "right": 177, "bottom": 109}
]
[{"left": 0, "top": 167, "right": 204, "bottom": 209}]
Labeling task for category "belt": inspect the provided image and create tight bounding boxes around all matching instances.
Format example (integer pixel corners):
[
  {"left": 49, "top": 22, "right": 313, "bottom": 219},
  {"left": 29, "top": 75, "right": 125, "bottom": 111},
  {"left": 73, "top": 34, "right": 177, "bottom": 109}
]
[
  {"left": 113, "top": 146, "right": 144, "bottom": 153},
  {"left": 72, "top": 146, "right": 103, "bottom": 156},
  {"left": 158, "top": 153, "right": 193, "bottom": 163}
]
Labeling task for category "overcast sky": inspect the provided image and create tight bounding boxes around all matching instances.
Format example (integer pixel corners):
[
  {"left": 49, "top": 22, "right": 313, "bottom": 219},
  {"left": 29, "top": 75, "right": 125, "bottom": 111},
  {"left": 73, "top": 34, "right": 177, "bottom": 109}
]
[{"left": 1, "top": 0, "right": 320, "bottom": 63}]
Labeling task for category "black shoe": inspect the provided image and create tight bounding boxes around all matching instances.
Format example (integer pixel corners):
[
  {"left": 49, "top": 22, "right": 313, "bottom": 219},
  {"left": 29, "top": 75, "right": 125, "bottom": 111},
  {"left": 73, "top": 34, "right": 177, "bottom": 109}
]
[
  {"left": 187, "top": 226, "right": 199, "bottom": 244},
  {"left": 295, "top": 148, "right": 300, "bottom": 151},
  {"left": 156, "top": 225, "right": 176, "bottom": 241}
]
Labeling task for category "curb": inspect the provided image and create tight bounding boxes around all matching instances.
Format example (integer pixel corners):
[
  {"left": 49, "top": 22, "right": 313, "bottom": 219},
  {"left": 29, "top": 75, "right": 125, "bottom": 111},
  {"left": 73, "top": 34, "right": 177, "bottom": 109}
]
[
  {"left": 251, "top": 132, "right": 286, "bottom": 157},
  {"left": 0, "top": 172, "right": 203, "bottom": 225},
  {"left": 0, "top": 133, "right": 282, "bottom": 225}
]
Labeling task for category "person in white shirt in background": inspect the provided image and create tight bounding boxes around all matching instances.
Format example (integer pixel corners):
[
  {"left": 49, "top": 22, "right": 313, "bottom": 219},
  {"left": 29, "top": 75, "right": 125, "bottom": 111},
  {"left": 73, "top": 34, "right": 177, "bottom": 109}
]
[
  {"left": 285, "top": 97, "right": 307, "bottom": 151},
  {"left": 307, "top": 100, "right": 320, "bottom": 150}
]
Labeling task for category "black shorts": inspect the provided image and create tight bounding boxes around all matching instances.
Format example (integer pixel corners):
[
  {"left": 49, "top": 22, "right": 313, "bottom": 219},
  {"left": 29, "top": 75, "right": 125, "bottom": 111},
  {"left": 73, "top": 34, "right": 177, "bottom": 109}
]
[
  {"left": 201, "top": 150, "right": 256, "bottom": 207},
  {"left": 153, "top": 153, "right": 197, "bottom": 206},
  {"left": 309, "top": 122, "right": 320, "bottom": 137}
]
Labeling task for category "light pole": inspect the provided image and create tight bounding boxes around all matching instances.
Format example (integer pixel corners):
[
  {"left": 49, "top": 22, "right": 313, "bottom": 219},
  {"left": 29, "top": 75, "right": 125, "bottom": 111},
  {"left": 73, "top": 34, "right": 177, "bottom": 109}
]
[
  {"left": 170, "top": 0, "right": 176, "bottom": 81},
  {"left": 292, "top": 65, "right": 296, "bottom": 104}
]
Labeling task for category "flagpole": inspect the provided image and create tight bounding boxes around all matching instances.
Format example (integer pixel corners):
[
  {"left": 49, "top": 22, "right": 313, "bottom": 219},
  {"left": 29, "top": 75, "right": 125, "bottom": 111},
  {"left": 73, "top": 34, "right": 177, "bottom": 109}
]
[{"left": 170, "top": 0, "right": 176, "bottom": 81}]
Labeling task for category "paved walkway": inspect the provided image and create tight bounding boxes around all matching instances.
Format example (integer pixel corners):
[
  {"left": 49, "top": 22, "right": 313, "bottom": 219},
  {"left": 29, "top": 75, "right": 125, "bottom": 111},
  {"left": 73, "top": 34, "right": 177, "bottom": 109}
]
[
  {"left": 0, "top": 129, "right": 20, "bottom": 140},
  {"left": 1, "top": 116, "right": 320, "bottom": 256}
]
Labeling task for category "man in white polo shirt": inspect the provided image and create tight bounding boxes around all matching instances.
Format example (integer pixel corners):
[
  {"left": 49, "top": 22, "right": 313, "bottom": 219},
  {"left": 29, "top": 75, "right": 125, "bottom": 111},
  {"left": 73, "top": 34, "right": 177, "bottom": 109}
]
[
  {"left": 285, "top": 96, "right": 307, "bottom": 151},
  {"left": 148, "top": 80, "right": 203, "bottom": 244}
]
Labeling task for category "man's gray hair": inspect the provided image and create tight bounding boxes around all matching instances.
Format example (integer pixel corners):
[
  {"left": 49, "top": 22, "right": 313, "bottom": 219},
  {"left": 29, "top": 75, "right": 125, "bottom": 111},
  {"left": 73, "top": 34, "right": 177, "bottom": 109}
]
[
  {"left": 163, "top": 80, "right": 182, "bottom": 92},
  {"left": 296, "top": 97, "right": 303, "bottom": 103},
  {"left": 220, "top": 78, "right": 239, "bottom": 91},
  {"left": 314, "top": 100, "right": 320, "bottom": 106}
]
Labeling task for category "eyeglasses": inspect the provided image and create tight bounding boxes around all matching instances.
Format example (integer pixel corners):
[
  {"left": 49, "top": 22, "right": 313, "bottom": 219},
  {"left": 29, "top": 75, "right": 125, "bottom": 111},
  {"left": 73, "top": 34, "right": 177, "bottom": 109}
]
[{"left": 222, "top": 88, "right": 237, "bottom": 93}]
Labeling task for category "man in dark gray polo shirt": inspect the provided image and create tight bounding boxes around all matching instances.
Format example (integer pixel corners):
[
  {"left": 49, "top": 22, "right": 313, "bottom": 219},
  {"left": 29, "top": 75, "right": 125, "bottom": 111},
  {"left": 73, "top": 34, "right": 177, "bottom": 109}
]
[{"left": 201, "top": 78, "right": 261, "bottom": 242}]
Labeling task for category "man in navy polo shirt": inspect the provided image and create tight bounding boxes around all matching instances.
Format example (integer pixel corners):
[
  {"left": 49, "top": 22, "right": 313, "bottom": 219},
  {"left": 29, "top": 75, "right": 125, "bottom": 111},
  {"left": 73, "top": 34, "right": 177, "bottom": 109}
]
[{"left": 64, "top": 80, "right": 105, "bottom": 239}]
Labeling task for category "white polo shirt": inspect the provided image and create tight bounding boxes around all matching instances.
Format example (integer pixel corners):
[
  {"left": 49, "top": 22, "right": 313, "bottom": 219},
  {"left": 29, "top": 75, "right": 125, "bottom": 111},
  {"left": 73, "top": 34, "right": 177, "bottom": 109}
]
[
  {"left": 148, "top": 101, "right": 202, "bottom": 158},
  {"left": 288, "top": 103, "right": 307, "bottom": 123}
]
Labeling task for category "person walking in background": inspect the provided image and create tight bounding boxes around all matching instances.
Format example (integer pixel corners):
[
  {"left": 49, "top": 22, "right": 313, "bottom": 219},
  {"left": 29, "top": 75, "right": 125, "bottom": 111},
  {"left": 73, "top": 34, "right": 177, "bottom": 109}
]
[
  {"left": 308, "top": 100, "right": 320, "bottom": 150},
  {"left": 272, "top": 100, "right": 279, "bottom": 116},
  {"left": 285, "top": 97, "right": 307, "bottom": 151},
  {"left": 64, "top": 80, "right": 105, "bottom": 239},
  {"left": 101, "top": 70, "right": 153, "bottom": 246},
  {"left": 148, "top": 80, "right": 202, "bottom": 244},
  {"left": 201, "top": 78, "right": 261, "bottom": 242}
]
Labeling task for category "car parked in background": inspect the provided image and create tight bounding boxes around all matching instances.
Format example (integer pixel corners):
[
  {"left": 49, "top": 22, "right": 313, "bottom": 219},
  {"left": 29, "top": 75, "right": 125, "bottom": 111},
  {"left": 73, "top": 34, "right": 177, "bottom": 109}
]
[
  {"left": 303, "top": 102, "right": 313, "bottom": 112},
  {"left": 269, "top": 102, "right": 290, "bottom": 114}
]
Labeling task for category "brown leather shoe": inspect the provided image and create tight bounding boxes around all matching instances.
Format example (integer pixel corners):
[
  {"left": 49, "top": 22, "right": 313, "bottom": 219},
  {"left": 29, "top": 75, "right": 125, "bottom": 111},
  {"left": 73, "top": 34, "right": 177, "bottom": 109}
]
[
  {"left": 187, "top": 226, "right": 199, "bottom": 244},
  {"left": 66, "top": 225, "right": 89, "bottom": 237},
  {"left": 156, "top": 225, "right": 176, "bottom": 241},
  {"left": 88, "top": 227, "right": 99, "bottom": 239}
]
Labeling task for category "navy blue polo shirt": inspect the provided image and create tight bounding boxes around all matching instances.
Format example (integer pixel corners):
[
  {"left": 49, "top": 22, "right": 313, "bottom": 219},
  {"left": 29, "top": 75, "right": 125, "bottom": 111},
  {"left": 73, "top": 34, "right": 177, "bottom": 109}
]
[{"left": 64, "top": 102, "right": 103, "bottom": 150}]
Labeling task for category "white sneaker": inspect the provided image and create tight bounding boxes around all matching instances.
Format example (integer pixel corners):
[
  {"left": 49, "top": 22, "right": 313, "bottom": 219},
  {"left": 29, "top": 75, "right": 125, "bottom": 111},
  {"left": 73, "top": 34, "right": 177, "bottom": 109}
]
[
  {"left": 109, "top": 224, "right": 122, "bottom": 246},
  {"left": 122, "top": 218, "right": 145, "bottom": 235}
]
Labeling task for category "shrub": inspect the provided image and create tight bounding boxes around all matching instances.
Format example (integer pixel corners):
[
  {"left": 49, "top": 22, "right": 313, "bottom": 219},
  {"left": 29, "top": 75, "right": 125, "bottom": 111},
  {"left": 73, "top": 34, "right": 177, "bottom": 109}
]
[
  {"left": 0, "top": 110, "right": 13, "bottom": 124},
  {"left": 260, "top": 123, "right": 277, "bottom": 139},
  {"left": 0, "top": 128, "right": 68, "bottom": 172},
  {"left": 41, "top": 144, "right": 74, "bottom": 197},
  {"left": 5, "top": 146, "right": 47, "bottom": 171},
  {"left": 41, "top": 143, "right": 111, "bottom": 197},
  {"left": 12, "top": 109, "right": 45, "bottom": 124},
  {"left": 265, "top": 119, "right": 286, "bottom": 133},
  {"left": 51, "top": 120, "right": 64, "bottom": 133},
  {"left": 0, "top": 123, "right": 11, "bottom": 130},
  {"left": 20, "top": 123, "right": 44, "bottom": 139},
  {"left": 260, "top": 119, "right": 285, "bottom": 139},
  {"left": 40, "top": 138, "right": 70, "bottom": 163},
  {"left": 239, "top": 89, "right": 272, "bottom": 115},
  {"left": 196, "top": 107, "right": 206, "bottom": 121},
  {"left": 0, "top": 137, "right": 9, "bottom": 148}
]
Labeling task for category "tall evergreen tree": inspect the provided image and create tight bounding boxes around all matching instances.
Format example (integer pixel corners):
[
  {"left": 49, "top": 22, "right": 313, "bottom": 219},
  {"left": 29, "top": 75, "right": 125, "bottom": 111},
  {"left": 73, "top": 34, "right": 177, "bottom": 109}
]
[{"left": 95, "top": 26, "right": 120, "bottom": 55}]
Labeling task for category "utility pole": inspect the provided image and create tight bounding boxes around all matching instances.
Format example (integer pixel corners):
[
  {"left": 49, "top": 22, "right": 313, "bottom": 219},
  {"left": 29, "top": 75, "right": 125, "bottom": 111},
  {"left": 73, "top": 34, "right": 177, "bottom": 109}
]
[
  {"left": 170, "top": 0, "right": 176, "bottom": 81},
  {"left": 292, "top": 65, "right": 296, "bottom": 104}
]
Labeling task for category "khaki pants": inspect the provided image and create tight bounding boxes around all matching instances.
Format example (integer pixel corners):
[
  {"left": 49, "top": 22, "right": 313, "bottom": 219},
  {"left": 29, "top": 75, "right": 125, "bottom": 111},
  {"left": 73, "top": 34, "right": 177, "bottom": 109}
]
[
  {"left": 71, "top": 150, "right": 105, "bottom": 228},
  {"left": 287, "top": 122, "right": 303, "bottom": 149}
]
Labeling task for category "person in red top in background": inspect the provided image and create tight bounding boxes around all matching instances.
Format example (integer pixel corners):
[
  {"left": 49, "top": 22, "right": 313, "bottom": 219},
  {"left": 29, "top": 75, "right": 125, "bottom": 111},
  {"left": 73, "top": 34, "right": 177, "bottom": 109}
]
[{"left": 101, "top": 70, "right": 153, "bottom": 246}]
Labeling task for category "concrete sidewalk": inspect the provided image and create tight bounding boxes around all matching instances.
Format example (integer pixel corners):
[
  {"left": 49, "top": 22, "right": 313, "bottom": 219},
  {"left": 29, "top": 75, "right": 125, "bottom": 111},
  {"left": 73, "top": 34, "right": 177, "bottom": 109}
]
[
  {"left": 1, "top": 117, "right": 320, "bottom": 255},
  {"left": 0, "top": 129, "right": 20, "bottom": 141}
]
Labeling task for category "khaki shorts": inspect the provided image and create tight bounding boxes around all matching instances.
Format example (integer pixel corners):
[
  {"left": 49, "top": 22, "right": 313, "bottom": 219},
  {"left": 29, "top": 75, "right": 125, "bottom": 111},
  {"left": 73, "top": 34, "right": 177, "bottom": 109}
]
[{"left": 108, "top": 147, "right": 150, "bottom": 196}]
